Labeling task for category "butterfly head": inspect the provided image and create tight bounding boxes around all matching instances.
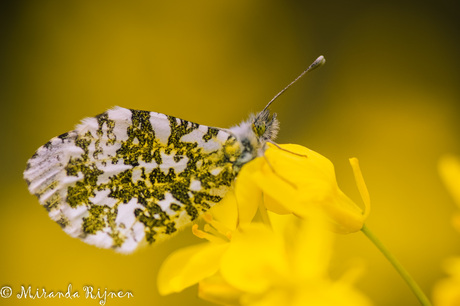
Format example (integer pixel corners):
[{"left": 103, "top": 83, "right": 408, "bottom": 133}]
[
  {"left": 229, "top": 56, "right": 325, "bottom": 167},
  {"left": 252, "top": 109, "right": 279, "bottom": 142}
]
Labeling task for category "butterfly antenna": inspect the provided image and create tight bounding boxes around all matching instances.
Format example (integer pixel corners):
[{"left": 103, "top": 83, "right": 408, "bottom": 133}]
[{"left": 259, "top": 55, "right": 326, "bottom": 115}]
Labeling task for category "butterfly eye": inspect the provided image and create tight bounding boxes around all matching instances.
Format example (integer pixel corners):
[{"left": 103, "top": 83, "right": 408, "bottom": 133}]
[{"left": 252, "top": 123, "right": 266, "bottom": 137}]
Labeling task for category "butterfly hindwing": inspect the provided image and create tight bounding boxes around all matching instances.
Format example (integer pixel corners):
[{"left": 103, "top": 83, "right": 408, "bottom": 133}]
[{"left": 24, "top": 106, "right": 240, "bottom": 253}]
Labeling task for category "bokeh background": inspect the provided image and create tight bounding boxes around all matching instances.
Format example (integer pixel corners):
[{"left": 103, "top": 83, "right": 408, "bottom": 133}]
[{"left": 1, "top": 1, "right": 459, "bottom": 305}]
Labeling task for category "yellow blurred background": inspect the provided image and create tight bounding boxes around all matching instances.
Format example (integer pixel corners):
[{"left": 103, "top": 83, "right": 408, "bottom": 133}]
[{"left": 1, "top": 1, "right": 459, "bottom": 305}]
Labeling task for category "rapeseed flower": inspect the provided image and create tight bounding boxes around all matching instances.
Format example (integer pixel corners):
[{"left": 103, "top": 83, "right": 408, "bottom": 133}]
[
  {"left": 235, "top": 143, "right": 370, "bottom": 233},
  {"left": 433, "top": 258, "right": 460, "bottom": 306},
  {"left": 158, "top": 208, "right": 371, "bottom": 305},
  {"left": 433, "top": 156, "right": 460, "bottom": 306},
  {"left": 438, "top": 155, "right": 460, "bottom": 233},
  {"left": 157, "top": 191, "right": 238, "bottom": 296},
  {"left": 211, "top": 213, "right": 372, "bottom": 306},
  {"left": 157, "top": 142, "right": 372, "bottom": 305}
]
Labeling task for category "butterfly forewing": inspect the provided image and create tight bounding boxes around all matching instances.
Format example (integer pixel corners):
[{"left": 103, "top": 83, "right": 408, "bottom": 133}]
[{"left": 24, "top": 106, "right": 240, "bottom": 253}]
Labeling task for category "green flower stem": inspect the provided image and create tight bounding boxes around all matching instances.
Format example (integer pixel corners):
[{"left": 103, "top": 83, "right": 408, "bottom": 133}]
[{"left": 361, "top": 224, "right": 432, "bottom": 306}]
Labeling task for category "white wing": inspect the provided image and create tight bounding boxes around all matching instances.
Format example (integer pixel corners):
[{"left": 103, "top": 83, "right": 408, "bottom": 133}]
[{"left": 24, "top": 106, "right": 240, "bottom": 253}]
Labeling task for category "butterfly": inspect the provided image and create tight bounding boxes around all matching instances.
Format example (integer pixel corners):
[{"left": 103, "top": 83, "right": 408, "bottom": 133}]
[{"left": 23, "top": 56, "right": 325, "bottom": 253}]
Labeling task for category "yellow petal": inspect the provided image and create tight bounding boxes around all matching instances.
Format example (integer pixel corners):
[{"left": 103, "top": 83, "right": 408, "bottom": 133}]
[
  {"left": 263, "top": 193, "right": 292, "bottom": 215},
  {"left": 240, "top": 289, "right": 293, "bottom": 306},
  {"left": 311, "top": 189, "right": 366, "bottom": 234},
  {"left": 198, "top": 273, "right": 243, "bottom": 306},
  {"left": 220, "top": 223, "right": 290, "bottom": 294},
  {"left": 292, "top": 212, "right": 333, "bottom": 279},
  {"left": 439, "top": 155, "right": 460, "bottom": 233},
  {"left": 235, "top": 157, "right": 264, "bottom": 225},
  {"left": 250, "top": 144, "right": 368, "bottom": 233},
  {"left": 439, "top": 155, "right": 460, "bottom": 208},
  {"left": 293, "top": 281, "right": 373, "bottom": 306},
  {"left": 349, "top": 157, "right": 370, "bottom": 219},
  {"left": 251, "top": 164, "right": 298, "bottom": 209},
  {"left": 157, "top": 242, "right": 229, "bottom": 295},
  {"left": 432, "top": 257, "right": 460, "bottom": 306},
  {"left": 210, "top": 188, "right": 239, "bottom": 231}
]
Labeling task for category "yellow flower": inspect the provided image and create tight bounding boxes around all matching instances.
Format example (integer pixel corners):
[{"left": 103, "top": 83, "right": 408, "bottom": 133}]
[
  {"left": 157, "top": 191, "right": 238, "bottom": 296},
  {"left": 433, "top": 156, "right": 460, "bottom": 305},
  {"left": 158, "top": 143, "right": 372, "bottom": 304},
  {"left": 213, "top": 214, "right": 372, "bottom": 306},
  {"left": 158, "top": 205, "right": 372, "bottom": 305},
  {"left": 438, "top": 155, "right": 460, "bottom": 232},
  {"left": 433, "top": 258, "right": 460, "bottom": 306},
  {"left": 235, "top": 143, "right": 370, "bottom": 234}
]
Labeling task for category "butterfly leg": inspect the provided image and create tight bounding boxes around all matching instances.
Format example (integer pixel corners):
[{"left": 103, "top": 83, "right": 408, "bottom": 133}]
[
  {"left": 262, "top": 153, "right": 297, "bottom": 189},
  {"left": 267, "top": 141, "right": 308, "bottom": 158}
]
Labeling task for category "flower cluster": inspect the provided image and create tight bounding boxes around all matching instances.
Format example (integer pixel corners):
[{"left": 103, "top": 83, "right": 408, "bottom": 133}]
[{"left": 158, "top": 144, "right": 372, "bottom": 305}]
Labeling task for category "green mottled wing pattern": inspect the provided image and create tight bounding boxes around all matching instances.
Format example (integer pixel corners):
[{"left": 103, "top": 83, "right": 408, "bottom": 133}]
[{"left": 24, "top": 106, "right": 241, "bottom": 253}]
